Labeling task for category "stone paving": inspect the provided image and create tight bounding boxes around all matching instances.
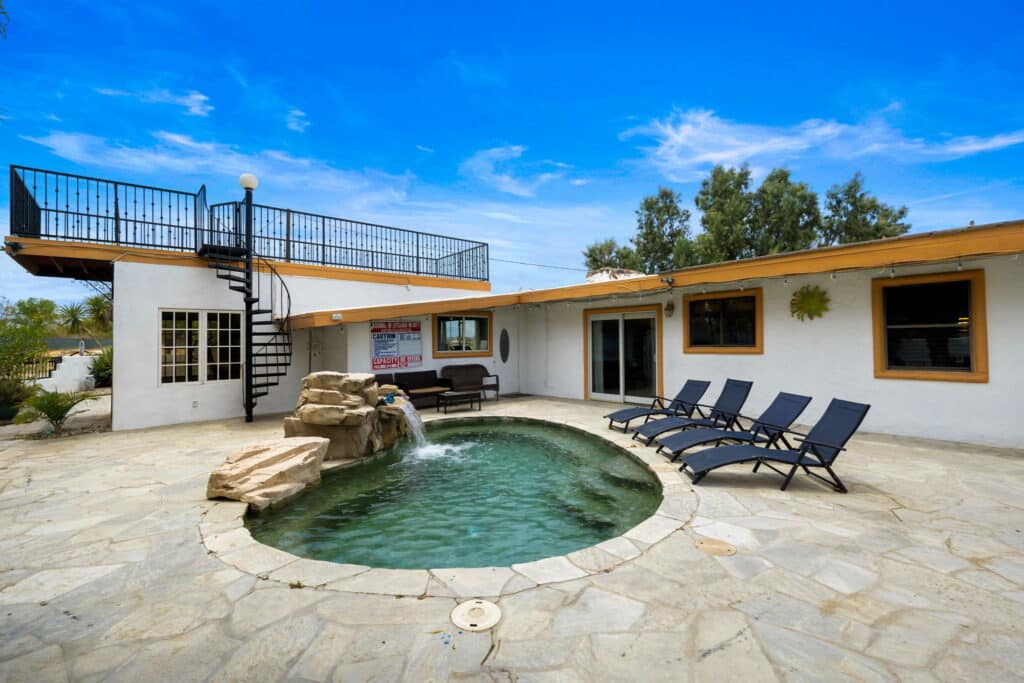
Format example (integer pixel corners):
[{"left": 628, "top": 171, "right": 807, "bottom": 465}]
[{"left": 0, "top": 397, "right": 1022, "bottom": 682}]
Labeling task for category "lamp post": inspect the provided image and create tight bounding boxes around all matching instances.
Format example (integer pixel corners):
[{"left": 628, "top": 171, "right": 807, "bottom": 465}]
[{"left": 240, "top": 173, "right": 258, "bottom": 422}]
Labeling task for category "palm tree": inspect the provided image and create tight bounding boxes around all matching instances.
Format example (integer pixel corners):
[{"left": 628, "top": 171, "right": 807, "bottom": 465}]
[
  {"left": 84, "top": 295, "right": 113, "bottom": 336},
  {"left": 59, "top": 303, "right": 102, "bottom": 350}
]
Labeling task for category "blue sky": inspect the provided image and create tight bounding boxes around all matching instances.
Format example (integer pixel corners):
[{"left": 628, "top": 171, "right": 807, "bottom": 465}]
[{"left": 2, "top": 1, "right": 1023, "bottom": 302}]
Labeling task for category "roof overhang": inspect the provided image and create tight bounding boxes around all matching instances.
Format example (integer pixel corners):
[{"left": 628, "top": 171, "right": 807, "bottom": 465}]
[{"left": 289, "top": 218, "right": 1024, "bottom": 330}]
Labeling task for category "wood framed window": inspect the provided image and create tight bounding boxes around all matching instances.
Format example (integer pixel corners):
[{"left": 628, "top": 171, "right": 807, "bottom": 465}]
[
  {"left": 683, "top": 288, "right": 763, "bottom": 354},
  {"left": 872, "top": 270, "right": 988, "bottom": 383},
  {"left": 432, "top": 311, "right": 493, "bottom": 358}
]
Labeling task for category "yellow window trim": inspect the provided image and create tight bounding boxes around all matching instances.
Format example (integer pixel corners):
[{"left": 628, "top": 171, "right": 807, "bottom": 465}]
[
  {"left": 582, "top": 304, "right": 664, "bottom": 401},
  {"left": 682, "top": 288, "right": 764, "bottom": 355},
  {"left": 871, "top": 269, "right": 988, "bottom": 383},
  {"left": 431, "top": 310, "right": 494, "bottom": 359}
]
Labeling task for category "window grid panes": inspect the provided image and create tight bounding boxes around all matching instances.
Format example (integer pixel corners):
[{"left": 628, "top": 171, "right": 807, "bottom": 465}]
[
  {"left": 206, "top": 312, "right": 242, "bottom": 381},
  {"left": 688, "top": 296, "right": 757, "bottom": 347},
  {"left": 883, "top": 280, "right": 972, "bottom": 371},
  {"left": 160, "top": 311, "right": 200, "bottom": 383},
  {"left": 436, "top": 315, "right": 490, "bottom": 352}
]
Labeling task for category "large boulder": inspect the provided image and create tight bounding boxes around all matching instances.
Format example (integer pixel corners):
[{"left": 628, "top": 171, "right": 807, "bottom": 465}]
[
  {"left": 206, "top": 437, "right": 329, "bottom": 511},
  {"left": 283, "top": 372, "right": 415, "bottom": 464}
]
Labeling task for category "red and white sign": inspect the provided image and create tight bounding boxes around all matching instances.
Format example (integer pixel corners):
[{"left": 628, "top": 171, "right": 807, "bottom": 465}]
[{"left": 370, "top": 320, "right": 423, "bottom": 370}]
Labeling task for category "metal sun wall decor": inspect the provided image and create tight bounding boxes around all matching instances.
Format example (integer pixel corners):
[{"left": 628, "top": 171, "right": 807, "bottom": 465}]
[{"left": 790, "top": 284, "right": 831, "bottom": 321}]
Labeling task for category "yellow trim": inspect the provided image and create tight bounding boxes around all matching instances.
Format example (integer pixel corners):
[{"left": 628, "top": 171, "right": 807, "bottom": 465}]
[
  {"left": 582, "top": 304, "right": 664, "bottom": 402},
  {"left": 871, "top": 269, "right": 988, "bottom": 383},
  {"left": 431, "top": 311, "right": 494, "bottom": 359},
  {"left": 285, "top": 219, "right": 1024, "bottom": 329},
  {"left": 682, "top": 288, "right": 764, "bottom": 355},
  {"left": 3, "top": 237, "right": 491, "bottom": 291}
]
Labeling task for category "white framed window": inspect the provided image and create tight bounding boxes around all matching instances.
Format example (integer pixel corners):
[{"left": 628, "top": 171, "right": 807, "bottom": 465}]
[
  {"left": 206, "top": 311, "right": 242, "bottom": 381},
  {"left": 161, "top": 311, "right": 200, "bottom": 384},
  {"left": 160, "top": 309, "right": 242, "bottom": 384}
]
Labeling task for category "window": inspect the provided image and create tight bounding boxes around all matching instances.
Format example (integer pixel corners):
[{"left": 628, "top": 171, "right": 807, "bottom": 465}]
[
  {"left": 161, "top": 311, "right": 200, "bottom": 383},
  {"left": 433, "top": 312, "right": 492, "bottom": 357},
  {"left": 206, "top": 312, "right": 242, "bottom": 381},
  {"left": 160, "top": 310, "right": 242, "bottom": 384},
  {"left": 872, "top": 270, "right": 988, "bottom": 382},
  {"left": 683, "top": 289, "right": 763, "bottom": 354}
]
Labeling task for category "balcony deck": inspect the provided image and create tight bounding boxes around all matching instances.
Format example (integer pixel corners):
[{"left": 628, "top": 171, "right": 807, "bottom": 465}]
[{"left": 6, "top": 165, "right": 490, "bottom": 283}]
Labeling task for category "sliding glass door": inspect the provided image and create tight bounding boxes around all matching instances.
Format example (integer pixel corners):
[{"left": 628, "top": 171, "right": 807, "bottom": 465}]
[{"left": 590, "top": 312, "right": 657, "bottom": 403}]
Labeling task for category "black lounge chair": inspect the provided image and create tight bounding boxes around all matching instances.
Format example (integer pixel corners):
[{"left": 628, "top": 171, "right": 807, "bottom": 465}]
[
  {"left": 604, "top": 379, "right": 711, "bottom": 432},
  {"left": 654, "top": 392, "right": 812, "bottom": 460},
  {"left": 680, "top": 398, "right": 870, "bottom": 493},
  {"left": 631, "top": 379, "right": 753, "bottom": 445}
]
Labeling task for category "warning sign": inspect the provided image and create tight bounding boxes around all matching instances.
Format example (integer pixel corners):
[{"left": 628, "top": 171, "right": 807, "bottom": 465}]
[{"left": 370, "top": 320, "right": 423, "bottom": 370}]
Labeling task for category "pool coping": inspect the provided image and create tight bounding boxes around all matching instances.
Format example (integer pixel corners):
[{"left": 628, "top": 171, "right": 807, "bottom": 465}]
[{"left": 199, "top": 411, "right": 699, "bottom": 599}]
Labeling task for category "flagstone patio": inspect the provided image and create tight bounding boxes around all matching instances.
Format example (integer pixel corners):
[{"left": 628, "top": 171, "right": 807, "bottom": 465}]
[{"left": 1, "top": 397, "right": 1022, "bottom": 682}]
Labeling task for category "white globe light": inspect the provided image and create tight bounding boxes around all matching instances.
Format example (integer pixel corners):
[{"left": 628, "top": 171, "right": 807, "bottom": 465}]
[{"left": 239, "top": 173, "right": 259, "bottom": 190}]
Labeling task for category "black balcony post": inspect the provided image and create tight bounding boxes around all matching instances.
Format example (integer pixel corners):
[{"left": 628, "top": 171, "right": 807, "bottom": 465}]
[
  {"left": 285, "top": 208, "right": 292, "bottom": 262},
  {"left": 243, "top": 181, "right": 255, "bottom": 423}
]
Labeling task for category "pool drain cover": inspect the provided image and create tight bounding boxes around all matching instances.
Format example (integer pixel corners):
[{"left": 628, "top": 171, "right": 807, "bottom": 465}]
[
  {"left": 696, "top": 536, "right": 737, "bottom": 556},
  {"left": 451, "top": 599, "right": 501, "bottom": 631}
]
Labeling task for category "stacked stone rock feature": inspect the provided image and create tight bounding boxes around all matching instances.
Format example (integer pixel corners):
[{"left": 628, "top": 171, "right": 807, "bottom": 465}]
[
  {"left": 283, "top": 372, "right": 412, "bottom": 462},
  {"left": 206, "top": 437, "right": 329, "bottom": 511}
]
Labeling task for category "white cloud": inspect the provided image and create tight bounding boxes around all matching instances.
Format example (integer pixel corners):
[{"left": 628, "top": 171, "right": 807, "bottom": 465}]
[
  {"left": 22, "top": 130, "right": 409, "bottom": 210},
  {"left": 569, "top": 179, "right": 591, "bottom": 186},
  {"left": 286, "top": 108, "right": 310, "bottom": 132},
  {"left": 415, "top": 144, "right": 435, "bottom": 153},
  {"left": 96, "top": 87, "right": 213, "bottom": 116},
  {"left": 459, "top": 145, "right": 562, "bottom": 197},
  {"left": 623, "top": 109, "right": 1024, "bottom": 181}
]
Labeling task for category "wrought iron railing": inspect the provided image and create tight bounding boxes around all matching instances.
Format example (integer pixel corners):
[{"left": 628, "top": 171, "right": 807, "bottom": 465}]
[
  {"left": 10, "top": 165, "right": 490, "bottom": 281},
  {"left": 18, "top": 356, "right": 62, "bottom": 381},
  {"left": 206, "top": 202, "right": 489, "bottom": 281},
  {"left": 10, "top": 165, "right": 205, "bottom": 250}
]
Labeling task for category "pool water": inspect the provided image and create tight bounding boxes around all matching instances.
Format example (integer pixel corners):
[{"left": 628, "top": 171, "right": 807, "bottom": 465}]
[{"left": 246, "top": 419, "right": 662, "bottom": 569}]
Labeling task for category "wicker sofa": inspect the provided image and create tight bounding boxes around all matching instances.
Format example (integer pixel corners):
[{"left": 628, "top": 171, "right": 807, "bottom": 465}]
[{"left": 440, "top": 364, "right": 499, "bottom": 401}]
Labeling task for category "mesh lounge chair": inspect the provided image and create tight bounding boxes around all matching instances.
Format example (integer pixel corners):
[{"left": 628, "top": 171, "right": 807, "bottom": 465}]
[
  {"left": 631, "top": 379, "right": 753, "bottom": 445},
  {"left": 604, "top": 380, "right": 711, "bottom": 432},
  {"left": 654, "top": 392, "right": 812, "bottom": 460},
  {"left": 680, "top": 398, "right": 870, "bottom": 493}
]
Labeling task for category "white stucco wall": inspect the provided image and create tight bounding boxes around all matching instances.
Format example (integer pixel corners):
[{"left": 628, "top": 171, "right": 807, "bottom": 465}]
[
  {"left": 515, "top": 256, "right": 1024, "bottom": 448},
  {"left": 32, "top": 355, "right": 96, "bottom": 393},
  {"left": 111, "top": 261, "right": 486, "bottom": 430}
]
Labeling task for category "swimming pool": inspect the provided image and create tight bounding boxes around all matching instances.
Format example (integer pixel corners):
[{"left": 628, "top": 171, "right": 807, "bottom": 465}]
[{"left": 246, "top": 418, "right": 661, "bottom": 569}]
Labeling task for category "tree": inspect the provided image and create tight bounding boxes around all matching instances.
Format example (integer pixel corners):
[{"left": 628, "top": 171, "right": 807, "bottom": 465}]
[
  {"left": 58, "top": 303, "right": 103, "bottom": 348},
  {"left": 84, "top": 295, "right": 113, "bottom": 335},
  {"left": 631, "top": 187, "right": 693, "bottom": 272},
  {"left": 11, "top": 298, "right": 58, "bottom": 334},
  {"left": 0, "top": 0, "right": 8, "bottom": 39},
  {"left": 582, "top": 238, "right": 641, "bottom": 272},
  {"left": 0, "top": 299, "right": 48, "bottom": 380},
  {"left": 820, "top": 172, "right": 910, "bottom": 245},
  {"left": 748, "top": 169, "right": 821, "bottom": 255},
  {"left": 693, "top": 165, "right": 754, "bottom": 262}
]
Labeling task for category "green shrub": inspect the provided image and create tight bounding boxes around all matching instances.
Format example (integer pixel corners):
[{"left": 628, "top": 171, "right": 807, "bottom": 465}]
[
  {"left": 0, "top": 377, "right": 34, "bottom": 406},
  {"left": 17, "top": 390, "right": 90, "bottom": 433},
  {"left": 92, "top": 347, "right": 113, "bottom": 387}
]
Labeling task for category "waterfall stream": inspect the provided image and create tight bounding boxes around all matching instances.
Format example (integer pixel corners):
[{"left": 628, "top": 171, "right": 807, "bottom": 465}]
[{"left": 398, "top": 401, "right": 427, "bottom": 446}]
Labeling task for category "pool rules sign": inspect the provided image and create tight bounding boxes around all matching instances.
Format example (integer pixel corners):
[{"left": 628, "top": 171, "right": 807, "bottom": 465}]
[{"left": 370, "top": 320, "right": 423, "bottom": 370}]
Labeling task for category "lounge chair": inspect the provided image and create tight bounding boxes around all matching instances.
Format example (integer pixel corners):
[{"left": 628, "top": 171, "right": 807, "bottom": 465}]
[
  {"left": 654, "top": 392, "right": 812, "bottom": 460},
  {"left": 603, "top": 380, "right": 711, "bottom": 432},
  {"left": 679, "top": 398, "right": 870, "bottom": 492},
  {"left": 631, "top": 379, "right": 753, "bottom": 445}
]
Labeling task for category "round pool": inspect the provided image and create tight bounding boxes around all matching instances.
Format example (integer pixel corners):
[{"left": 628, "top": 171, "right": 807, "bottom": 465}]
[{"left": 246, "top": 419, "right": 661, "bottom": 569}]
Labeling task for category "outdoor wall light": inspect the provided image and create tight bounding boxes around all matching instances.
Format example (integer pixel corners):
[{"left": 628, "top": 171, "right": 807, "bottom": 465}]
[
  {"left": 330, "top": 313, "right": 343, "bottom": 321},
  {"left": 664, "top": 301, "right": 675, "bottom": 317},
  {"left": 239, "top": 173, "right": 259, "bottom": 190}
]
